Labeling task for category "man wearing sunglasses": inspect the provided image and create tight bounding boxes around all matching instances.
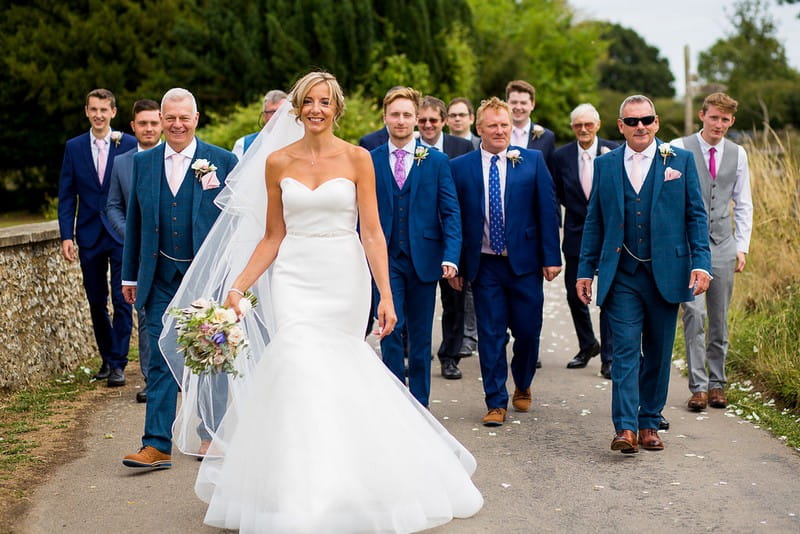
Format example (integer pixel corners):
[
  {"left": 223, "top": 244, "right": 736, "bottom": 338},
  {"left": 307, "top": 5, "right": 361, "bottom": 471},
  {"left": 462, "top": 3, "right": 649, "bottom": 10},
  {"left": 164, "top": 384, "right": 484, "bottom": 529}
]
[
  {"left": 231, "top": 89, "right": 287, "bottom": 159},
  {"left": 576, "top": 95, "right": 711, "bottom": 454}
]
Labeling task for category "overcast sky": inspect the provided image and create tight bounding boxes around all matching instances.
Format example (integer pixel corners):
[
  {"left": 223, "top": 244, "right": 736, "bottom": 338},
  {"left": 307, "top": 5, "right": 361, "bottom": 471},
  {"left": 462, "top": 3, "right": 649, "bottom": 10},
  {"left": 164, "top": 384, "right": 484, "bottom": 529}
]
[{"left": 567, "top": 0, "right": 800, "bottom": 96}]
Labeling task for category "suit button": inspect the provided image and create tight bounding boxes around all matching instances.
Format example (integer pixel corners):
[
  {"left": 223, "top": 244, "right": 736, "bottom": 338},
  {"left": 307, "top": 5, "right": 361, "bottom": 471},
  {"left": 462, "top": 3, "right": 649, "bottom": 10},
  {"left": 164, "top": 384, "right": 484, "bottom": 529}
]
[
  {"left": 172, "top": 217, "right": 177, "bottom": 221},
  {"left": 636, "top": 198, "right": 641, "bottom": 202},
  {"left": 619, "top": 224, "right": 623, "bottom": 229},
  {"left": 172, "top": 202, "right": 177, "bottom": 207},
  {"left": 636, "top": 211, "right": 641, "bottom": 216},
  {"left": 152, "top": 253, "right": 157, "bottom": 258},
  {"left": 639, "top": 238, "right": 643, "bottom": 243},
  {"left": 616, "top": 247, "right": 620, "bottom": 253},
  {"left": 637, "top": 224, "right": 642, "bottom": 229}
]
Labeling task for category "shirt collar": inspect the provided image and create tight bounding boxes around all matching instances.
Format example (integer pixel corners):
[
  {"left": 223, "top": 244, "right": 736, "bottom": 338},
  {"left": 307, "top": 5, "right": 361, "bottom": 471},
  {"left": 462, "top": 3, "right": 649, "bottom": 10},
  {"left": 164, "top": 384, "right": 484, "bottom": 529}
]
[
  {"left": 90, "top": 130, "right": 111, "bottom": 144},
  {"left": 388, "top": 138, "right": 416, "bottom": 155},
  {"left": 480, "top": 146, "right": 508, "bottom": 164},
  {"left": 579, "top": 137, "right": 599, "bottom": 156},
  {"left": 624, "top": 139, "right": 658, "bottom": 161},
  {"left": 696, "top": 130, "right": 722, "bottom": 151},
  {"left": 138, "top": 140, "right": 161, "bottom": 152},
  {"left": 420, "top": 133, "right": 444, "bottom": 152},
  {"left": 514, "top": 119, "right": 531, "bottom": 136},
  {"left": 164, "top": 137, "right": 197, "bottom": 160}
]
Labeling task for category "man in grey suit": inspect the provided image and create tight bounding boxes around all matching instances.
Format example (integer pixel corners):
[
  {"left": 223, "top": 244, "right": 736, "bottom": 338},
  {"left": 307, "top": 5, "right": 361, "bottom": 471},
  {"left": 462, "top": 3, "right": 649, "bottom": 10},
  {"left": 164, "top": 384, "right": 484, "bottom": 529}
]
[
  {"left": 121, "top": 88, "right": 238, "bottom": 469},
  {"left": 106, "top": 99, "right": 162, "bottom": 403},
  {"left": 672, "top": 92, "right": 753, "bottom": 412}
]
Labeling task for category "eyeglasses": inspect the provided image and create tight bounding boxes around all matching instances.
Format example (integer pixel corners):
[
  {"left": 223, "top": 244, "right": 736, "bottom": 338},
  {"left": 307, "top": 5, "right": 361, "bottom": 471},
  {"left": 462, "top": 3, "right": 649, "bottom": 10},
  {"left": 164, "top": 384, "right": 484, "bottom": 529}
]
[
  {"left": 448, "top": 112, "right": 469, "bottom": 119},
  {"left": 571, "top": 122, "right": 597, "bottom": 130},
  {"left": 418, "top": 117, "right": 441, "bottom": 124},
  {"left": 262, "top": 110, "right": 277, "bottom": 117},
  {"left": 621, "top": 115, "right": 656, "bottom": 127}
]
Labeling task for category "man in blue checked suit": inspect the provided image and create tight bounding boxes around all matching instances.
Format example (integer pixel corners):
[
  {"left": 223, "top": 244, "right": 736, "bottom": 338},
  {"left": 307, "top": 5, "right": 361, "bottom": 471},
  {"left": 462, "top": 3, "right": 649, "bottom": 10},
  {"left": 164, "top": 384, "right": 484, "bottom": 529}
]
[
  {"left": 121, "top": 88, "right": 238, "bottom": 470},
  {"left": 449, "top": 97, "right": 561, "bottom": 427},
  {"left": 58, "top": 88, "right": 137, "bottom": 388},
  {"left": 577, "top": 95, "right": 711, "bottom": 454},
  {"left": 371, "top": 86, "right": 461, "bottom": 408}
]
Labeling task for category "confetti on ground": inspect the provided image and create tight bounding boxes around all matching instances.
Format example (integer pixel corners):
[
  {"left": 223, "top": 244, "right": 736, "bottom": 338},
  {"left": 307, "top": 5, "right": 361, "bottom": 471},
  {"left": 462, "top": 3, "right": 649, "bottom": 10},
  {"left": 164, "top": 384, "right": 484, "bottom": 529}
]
[
  {"left": 512, "top": 420, "right": 521, "bottom": 425},
  {"left": 501, "top": 483, "right": 511, "bottom": 488},
  {"left": 670, "top": 482, "right": 681, "bottom": 486},
  {"left": 488, "top": 432, "right": 497, "bottom": 436},
  {"left": 593, "top": 485, "right": 604, "bottom": 490},
  {"left": 580, "top": 409, "right": 592, "bottom": 416},
  {"left": 685, "top": 453, "right": 696, "bottom": 457},
  {"left": 103, "top": 433, "right": 113, "bottom": 439}
]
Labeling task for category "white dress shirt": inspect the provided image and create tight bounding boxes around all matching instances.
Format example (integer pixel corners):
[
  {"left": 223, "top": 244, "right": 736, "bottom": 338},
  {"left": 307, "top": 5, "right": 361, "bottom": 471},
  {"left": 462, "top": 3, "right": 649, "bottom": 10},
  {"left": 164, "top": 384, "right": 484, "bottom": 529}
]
[
  {"left": 164, "top": 138, "right": 198, "bottom": 184},
  {"left": 623, "top": 140, "right": 657, "bottom": 184},
  {"left": 480, "top": 146, "right": 509, "bottom": 255},
  {"left": 511, "top": 119, "right": 531, "bottom": 148},
  {"left": 388, "top": 138, "right": 416, "bottom": 180},
  {"left": 578, "top": 137, "right": 599, "bottom": 179},
  {"left": 89, "top": 130, "right": 111, "bottom": 172},
  {"left": 671, "top": 133, "right": 753, "bottom": 253},
  {"left": 419, "top": 134, "right": 444, "bottom": 152}
]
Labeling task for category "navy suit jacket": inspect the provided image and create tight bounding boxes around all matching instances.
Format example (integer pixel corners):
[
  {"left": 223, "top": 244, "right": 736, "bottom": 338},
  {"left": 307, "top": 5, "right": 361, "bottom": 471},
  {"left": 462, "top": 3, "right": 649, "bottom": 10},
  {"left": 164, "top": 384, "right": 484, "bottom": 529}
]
[
  {"left": 58, "top": 131, "right": 137, "bottom": 247},
  {"left": 552, "top": 138, "right": 619, "bottom": 257},
  {"left": 450, "top": 147, "right": 562, "bottom": 282},
  {"left": 441, "top": 133, "right": 474, "bottom": 159},
  {"left": 105, "top": 147, "right": 137, "bottom": 239},
  {"left": 359, "top": 127, "right": 389, "bottom": 151},
  {"left": 121, "top": 139, "right": 238, "bottom": 308},
  {"left": 577, "top": 139, "right": 711, "bottom": 306},
  {"left": 371, "top": 142, "right": 462, "bottom": 283},
  {"left": 526, "top": 124, "right": 556, "bottom": 171}
]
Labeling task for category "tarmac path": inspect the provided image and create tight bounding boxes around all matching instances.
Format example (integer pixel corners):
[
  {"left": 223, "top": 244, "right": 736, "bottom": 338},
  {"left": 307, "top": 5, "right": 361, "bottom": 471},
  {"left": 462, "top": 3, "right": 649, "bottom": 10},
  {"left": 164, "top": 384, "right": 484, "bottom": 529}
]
[{"left": 20, "top": 282, "right": 800, "bottom": 533}]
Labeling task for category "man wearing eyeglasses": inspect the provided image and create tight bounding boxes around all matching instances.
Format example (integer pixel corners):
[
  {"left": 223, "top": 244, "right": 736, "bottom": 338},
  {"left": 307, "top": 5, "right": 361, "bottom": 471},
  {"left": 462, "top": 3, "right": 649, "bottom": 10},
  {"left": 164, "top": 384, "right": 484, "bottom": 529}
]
[
  {"left": 231, "top": 89, "right": 287, "bottom": 159},
  {"left": 576, "top": 94, "right": 711, "bottom": 454},
  {"left": 551, "top": 104, "right": 617, "bottom": 379},
  {"left": 447, "top": 98, "right": 481, "bottom": 150},
  {"left": 417, "top": 96, "right": 474, "bottom": 380}
]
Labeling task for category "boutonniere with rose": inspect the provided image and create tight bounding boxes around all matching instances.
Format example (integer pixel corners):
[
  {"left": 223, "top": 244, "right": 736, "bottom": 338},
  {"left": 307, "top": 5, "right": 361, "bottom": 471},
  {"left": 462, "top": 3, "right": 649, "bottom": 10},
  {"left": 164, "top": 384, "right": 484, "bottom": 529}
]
[
  {"left": 192, "top": 159, "right": 220, "bottom": 190},
  {"left": 658, "top": 142, "right": 676, "bottom": 164},
  {"left": 110, "top": 131, "right": 123, "bottom": 148},
  {"left": 532, "top": 124, "right": 545, "bottom": 140},
  {"left": 507, "top": 149, "right": 523, "bottom": 167},
  {"left": 414, "top": 146, "right": 429, "bottom": 166}
]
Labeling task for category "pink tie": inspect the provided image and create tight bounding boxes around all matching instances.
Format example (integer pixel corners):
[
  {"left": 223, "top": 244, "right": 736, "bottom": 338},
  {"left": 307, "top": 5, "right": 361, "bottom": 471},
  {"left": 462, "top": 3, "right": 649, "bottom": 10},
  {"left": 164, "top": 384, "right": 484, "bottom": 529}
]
[
  {"left": 167, "top": 153, "right": 185, "bottom": 196},
  {"left": 393, "top": 149, "right": 407, "bottom": 189},
  {"left": 708, "top": 147, "right": 717, "bottom": 179},
  {"left": 630, "top": 153, "right": 645, "bottom": 194},
  {"left": 580, "top": 151, "right": 592, "bottom": 200},
  {"left": 95, "top": 138, "right": 108, "bottom": 185}
]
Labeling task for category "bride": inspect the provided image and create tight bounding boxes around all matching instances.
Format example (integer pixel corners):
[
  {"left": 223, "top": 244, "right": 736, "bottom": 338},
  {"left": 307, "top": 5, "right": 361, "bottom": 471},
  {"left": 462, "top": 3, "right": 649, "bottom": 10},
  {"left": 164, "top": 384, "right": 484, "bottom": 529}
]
[{"left": 162, "top": 71, "right": 483, "bottom": 533}]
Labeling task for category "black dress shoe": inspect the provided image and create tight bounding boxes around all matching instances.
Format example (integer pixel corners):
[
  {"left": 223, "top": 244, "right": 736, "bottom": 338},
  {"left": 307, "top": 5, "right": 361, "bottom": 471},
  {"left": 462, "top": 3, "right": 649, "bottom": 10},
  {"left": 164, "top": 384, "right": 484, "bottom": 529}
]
[
  {"left": 658, "top": 414, "right": 670, "bottom": 431},
  {"left": 107, "top": 368, "right": 126, "bottom": 387},
  {"left": 566, "top": 341, "right": 601, "bottom": 369},
  {"left": 536, "top": 359, "right": 542, "bottom": 368},
  {"left": 441, "top": 359, "right": 462, "bottom": 380},
  {"left": 93, "top": 363, "right": 110, "bottom": 380},
  {"left": 600, "top": 360, "right": 612, "bottom": 379},
  {"left": 136, "top": 390, "right": 147, "bottom": 403}
]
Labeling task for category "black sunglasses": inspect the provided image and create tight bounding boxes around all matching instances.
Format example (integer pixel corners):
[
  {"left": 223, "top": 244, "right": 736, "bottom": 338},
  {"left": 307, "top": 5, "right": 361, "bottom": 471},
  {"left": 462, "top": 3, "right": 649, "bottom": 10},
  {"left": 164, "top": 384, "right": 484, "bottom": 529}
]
[{"left": 621, "top": 115, "right": 656, "bottom": 127}]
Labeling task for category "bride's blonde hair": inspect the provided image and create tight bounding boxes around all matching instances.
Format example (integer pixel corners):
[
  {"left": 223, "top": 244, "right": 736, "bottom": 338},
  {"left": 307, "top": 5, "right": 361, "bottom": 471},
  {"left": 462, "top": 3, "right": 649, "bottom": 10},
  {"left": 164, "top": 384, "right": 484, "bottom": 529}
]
[{"left": 289, "top": 71, "right": 345, "bottom": 127}]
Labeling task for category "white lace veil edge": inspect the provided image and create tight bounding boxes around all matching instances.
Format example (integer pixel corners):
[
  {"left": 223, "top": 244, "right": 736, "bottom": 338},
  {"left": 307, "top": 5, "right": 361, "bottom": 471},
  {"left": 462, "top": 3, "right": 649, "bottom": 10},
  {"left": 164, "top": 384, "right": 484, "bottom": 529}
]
[{"left": 157, "top": 100, "right": 305, "bottom": 454}]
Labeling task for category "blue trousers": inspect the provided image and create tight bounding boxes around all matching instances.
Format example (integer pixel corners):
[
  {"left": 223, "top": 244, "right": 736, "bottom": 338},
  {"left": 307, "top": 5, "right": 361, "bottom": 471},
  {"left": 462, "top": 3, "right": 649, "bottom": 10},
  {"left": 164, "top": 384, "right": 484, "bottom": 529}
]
[
  {"left": 380, "top": 253, "right": 436, "bottom": 407},
  {"left": 603, "top": 266, "right": 678, "bottom": 432},
  {"left": 472, "top": 255, "right": 544, "bottom": 410},
  {"left": 77, "top": 232, "right": 132, "bottom": 370}
]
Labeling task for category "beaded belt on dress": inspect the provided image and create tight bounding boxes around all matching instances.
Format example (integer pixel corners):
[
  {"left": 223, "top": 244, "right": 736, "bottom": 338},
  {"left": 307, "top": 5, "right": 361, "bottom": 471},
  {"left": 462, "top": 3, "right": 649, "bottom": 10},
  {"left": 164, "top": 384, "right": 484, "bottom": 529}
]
[{"left": 286, "top": 229, "right": 355, "bottom": 238}]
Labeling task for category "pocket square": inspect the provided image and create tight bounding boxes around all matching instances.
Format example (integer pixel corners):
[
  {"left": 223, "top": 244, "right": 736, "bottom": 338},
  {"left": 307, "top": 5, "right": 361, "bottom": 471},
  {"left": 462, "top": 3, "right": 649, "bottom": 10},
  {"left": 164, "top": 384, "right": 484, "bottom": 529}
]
[
  {"left": 201, "top": 171, "right": 220, "bottom": 190},
  {"left": 664, "top": 167, "right": 682, "bottom": 181}
]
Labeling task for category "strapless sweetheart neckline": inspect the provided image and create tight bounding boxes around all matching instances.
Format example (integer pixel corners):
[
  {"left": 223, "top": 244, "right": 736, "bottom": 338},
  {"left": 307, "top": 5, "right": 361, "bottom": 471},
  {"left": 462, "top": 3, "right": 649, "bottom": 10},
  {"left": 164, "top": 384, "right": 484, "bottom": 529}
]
[{"left": 281, "top": 176, "right": 354, "bottom": 192}]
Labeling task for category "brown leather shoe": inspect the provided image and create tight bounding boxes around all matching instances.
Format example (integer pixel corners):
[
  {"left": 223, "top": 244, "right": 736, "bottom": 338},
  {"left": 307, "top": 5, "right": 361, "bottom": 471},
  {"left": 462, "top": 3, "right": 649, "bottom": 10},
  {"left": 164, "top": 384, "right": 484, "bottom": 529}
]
[
  {"left": 610, "top": 430, "right": 638, "bottom": 453},
  {"left": 687, "top": 391, "right": 708, "bottom": 411},
  {"left": 122, "top": 446, "right": 172, "bottom": 469},
  {"left": 512, "top": 388, "right": 532, "bottom": 412},
  {"left": 482, "top": 407, "right": 507, "bottom": 427},
  {"left": 708, "top": 388, "right": 728, "bottom": 408},
  {"left": 638, "top": 428, "right": 665, "bottom": 451}
]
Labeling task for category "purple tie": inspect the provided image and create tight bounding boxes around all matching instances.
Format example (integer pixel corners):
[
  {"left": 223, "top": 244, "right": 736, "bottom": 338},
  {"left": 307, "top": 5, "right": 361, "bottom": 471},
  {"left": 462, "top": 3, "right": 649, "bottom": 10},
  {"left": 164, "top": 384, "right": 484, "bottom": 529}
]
[
  {"left": 708, "top": 147, "right": 717, "bottom": 179},
  {"left": 393, "top": 149, "right": 407, "bottom": 188}
]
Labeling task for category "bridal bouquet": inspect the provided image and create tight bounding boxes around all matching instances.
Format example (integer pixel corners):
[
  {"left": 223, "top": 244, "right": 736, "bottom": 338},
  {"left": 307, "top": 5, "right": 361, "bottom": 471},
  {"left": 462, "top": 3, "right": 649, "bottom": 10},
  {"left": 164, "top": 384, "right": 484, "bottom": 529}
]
[{"left": 168, "top": 293, "right": 257, "bottom": 376}]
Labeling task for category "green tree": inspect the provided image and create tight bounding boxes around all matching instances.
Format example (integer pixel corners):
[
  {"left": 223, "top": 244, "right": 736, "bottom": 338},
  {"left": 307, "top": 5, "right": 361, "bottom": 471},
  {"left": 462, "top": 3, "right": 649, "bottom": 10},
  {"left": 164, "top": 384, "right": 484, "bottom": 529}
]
[
  {"left": 698, "top": 0, "right": 800, "bottom": 128},
  {"left": 466, "top": 0, "right": 604, "bottom": 140},
  {"left": 595, "top": 23, "right": 675, "bottom": 98}
]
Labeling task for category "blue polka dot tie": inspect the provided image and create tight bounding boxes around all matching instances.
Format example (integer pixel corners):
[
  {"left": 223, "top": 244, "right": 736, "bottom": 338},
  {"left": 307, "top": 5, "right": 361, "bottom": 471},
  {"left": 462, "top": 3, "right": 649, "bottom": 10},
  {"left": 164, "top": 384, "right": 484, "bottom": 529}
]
[{"left": 488, "top": 155, "right": 506, "bottom": 254}]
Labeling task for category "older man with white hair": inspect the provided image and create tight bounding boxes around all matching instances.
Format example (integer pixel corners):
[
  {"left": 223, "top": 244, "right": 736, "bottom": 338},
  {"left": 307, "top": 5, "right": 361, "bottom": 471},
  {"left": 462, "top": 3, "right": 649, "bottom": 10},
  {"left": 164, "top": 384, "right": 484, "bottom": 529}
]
[{"left": 552, "top": 103, "right": 618, "bottom": 377}]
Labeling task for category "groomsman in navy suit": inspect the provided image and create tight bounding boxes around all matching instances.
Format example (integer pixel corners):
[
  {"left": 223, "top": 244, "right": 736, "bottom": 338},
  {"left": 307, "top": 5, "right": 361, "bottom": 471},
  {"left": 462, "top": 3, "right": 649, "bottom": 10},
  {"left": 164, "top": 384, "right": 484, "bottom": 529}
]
[
  {"left": 506, "top": 80, "right": 556, "bottom": 171},
  {"left": 551, "top": 104, "right": 617, "bottom": 378},
  {"left": 121, "top": 88, "right": 238, "bottom": 469},
  {"left": 58, "top": 88, "right": 137, "bottom": 387},
  {"left": 417, "top": 96, "right": 474, "bottom": 380},
  {"left": 577, "top": 95, "right": 711, "bottom": 454},
  {"left": 450, "top": 97, "right": 561, "bottom": 426},
  {"left": 106, "top": 99, "right": 162, "bottom": 403},
  {"left": 371, "top": 87, "right": 462, "bottom": 408}
]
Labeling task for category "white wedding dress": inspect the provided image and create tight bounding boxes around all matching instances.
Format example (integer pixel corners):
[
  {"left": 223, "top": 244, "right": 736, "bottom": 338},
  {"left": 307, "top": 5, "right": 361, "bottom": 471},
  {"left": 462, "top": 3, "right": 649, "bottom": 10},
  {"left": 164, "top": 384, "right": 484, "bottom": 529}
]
[{"left": 191, "top": 176, "right": 483, "bottom": 532}]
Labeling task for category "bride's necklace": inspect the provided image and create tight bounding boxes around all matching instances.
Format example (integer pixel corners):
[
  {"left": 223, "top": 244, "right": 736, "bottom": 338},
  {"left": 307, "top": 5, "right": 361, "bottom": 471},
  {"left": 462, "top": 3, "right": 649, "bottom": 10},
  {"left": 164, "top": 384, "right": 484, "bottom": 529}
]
[{"left": 308, "top": 148, "right": 319, "bottom": 166}]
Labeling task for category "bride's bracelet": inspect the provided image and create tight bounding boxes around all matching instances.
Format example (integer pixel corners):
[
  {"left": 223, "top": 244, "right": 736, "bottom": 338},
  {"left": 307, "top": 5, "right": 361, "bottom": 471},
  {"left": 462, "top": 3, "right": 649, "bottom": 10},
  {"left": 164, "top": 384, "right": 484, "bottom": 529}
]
[{"left": 228, "top": 288, "right": 246, "bottom": 297}]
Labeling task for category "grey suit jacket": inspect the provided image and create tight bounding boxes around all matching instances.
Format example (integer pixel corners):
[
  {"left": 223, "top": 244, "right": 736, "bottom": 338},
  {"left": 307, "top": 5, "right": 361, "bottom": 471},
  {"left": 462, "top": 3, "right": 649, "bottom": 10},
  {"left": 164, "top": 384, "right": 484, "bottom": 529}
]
[{"left": 105, "top": 147, "right": 137, "bottom": 239}]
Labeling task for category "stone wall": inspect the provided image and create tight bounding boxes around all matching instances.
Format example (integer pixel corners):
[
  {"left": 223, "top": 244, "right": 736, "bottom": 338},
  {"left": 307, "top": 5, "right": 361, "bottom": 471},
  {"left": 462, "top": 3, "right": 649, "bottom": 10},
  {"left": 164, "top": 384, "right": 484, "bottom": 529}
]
[{"left": 0, "top": 221, "right": 95, "bottom": 392}]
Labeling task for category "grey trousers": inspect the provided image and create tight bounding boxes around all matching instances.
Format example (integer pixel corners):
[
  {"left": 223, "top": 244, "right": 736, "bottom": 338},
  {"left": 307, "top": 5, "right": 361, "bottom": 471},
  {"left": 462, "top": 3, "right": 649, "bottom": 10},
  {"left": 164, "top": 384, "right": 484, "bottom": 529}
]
[{"left": 681, "top": 255, "right": 736, "bottom": 393}]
